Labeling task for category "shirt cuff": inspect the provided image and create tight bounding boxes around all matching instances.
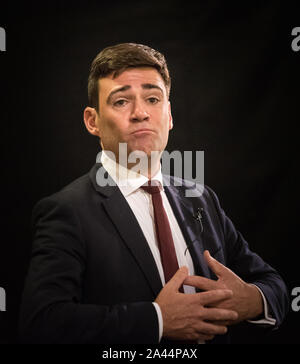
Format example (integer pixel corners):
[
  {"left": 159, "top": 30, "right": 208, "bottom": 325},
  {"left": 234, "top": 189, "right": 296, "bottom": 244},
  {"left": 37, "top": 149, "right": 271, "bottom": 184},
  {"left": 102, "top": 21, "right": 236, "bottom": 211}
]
[
  {"left": 152, "top": 302, "right": 163, "bottom": 342},
  {"left": 247, "top": 284, "right": 276, "bottom": 325}
]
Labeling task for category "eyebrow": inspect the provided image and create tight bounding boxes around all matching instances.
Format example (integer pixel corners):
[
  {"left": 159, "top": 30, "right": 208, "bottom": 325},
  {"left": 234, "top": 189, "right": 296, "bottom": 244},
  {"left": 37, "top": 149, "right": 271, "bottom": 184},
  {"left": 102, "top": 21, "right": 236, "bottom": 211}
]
[
  {"left": 141, "top": 83, "right": 164, "bottom": 94},
  {"left": 106, "top": 83, "right": 164, "bottom": 104}
]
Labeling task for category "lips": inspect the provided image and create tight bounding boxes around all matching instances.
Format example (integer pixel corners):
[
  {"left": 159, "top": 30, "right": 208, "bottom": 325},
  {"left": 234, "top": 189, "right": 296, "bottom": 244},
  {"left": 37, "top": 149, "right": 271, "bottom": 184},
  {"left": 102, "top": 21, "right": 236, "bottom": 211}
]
[{"left": 131, "top": 129, "right": 155, "bottom": 135}]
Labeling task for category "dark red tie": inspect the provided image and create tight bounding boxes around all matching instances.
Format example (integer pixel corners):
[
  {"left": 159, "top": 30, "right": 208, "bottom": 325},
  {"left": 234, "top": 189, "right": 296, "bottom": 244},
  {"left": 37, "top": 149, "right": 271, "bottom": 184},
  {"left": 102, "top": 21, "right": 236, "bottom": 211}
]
[{"left": 141, "top": 181, "right": 180, "bottom": 284}]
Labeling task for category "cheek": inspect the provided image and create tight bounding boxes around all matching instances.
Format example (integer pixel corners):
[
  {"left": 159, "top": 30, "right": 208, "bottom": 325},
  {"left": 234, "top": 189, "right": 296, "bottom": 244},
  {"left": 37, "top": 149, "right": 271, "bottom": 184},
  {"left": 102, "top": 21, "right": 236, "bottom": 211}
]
[
  {"left": 99, "top": 113, "right": 123, "bottom": 135},
  {"left": 159, "top": 109, "right": 172, "bottom": 132}
]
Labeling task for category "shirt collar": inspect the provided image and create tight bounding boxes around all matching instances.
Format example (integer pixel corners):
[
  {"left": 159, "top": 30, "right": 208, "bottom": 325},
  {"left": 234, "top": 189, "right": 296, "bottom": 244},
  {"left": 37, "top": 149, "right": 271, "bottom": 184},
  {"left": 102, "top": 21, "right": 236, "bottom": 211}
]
[{"left": 100, "top": 150, "right": 164, "bottom": 197}]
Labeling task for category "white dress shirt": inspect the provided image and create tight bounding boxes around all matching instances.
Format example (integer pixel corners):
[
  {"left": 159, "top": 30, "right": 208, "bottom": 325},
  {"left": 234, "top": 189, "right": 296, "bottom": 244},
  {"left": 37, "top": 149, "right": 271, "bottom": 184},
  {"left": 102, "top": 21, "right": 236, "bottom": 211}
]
[{"left": 100, "top": 150, "right": 275, "bottom": 342}]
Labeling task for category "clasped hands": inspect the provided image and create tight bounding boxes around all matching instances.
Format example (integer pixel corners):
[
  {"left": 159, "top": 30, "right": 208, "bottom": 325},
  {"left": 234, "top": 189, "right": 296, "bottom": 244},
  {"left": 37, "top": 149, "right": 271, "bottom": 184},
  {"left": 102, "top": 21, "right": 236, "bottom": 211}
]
[{"left": 155, "top": 250, "right": 263, "bottom": 341}]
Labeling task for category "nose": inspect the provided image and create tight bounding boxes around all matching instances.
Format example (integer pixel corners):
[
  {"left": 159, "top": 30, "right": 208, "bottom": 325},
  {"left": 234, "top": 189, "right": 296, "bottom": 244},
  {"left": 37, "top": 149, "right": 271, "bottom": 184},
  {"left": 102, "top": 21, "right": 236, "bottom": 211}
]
[{"left": 130, "top": 99, "right": 149, "bottom": 122}]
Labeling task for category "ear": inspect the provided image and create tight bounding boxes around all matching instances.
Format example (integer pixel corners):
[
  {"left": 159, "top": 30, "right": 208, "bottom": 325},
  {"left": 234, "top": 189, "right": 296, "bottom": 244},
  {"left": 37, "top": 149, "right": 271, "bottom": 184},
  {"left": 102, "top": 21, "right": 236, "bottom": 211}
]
[
  {"left": 83, "top": 107, "right": 101, "bottom": 137},
  {"left": 168, "top": 101, "right": 173, "bottom": 130}
]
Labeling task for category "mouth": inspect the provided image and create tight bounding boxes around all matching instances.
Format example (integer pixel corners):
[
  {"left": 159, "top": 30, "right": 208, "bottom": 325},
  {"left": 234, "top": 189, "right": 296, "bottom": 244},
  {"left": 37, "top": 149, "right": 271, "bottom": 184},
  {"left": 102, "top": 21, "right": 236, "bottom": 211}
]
[{"left": 131, "top": 129, "right": 155, "bottom": 135}]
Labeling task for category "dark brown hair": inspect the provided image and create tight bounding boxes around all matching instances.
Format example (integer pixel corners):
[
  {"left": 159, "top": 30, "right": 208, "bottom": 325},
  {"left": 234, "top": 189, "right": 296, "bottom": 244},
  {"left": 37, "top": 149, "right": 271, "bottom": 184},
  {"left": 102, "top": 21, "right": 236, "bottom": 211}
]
[{"left": 88, "top": 43, "right": 171, "bottom": 111}]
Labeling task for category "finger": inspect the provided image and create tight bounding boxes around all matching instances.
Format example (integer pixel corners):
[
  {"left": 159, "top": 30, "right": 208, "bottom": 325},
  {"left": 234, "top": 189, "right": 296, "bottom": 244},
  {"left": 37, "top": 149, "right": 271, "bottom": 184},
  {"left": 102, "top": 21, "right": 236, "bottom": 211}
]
[
  {"left": 196, "top": 321, "right": 228, "bottom": 336},
  {"left": 176, "top": 333, "right": 215, "bottom": 342},
  {"left": 198, "top": 289, "right": 233, "bottom": 306},
  {"left": 209, "top": 320, "right": 238, "bottom": 327},
  {"left": 166, "top": 266, "right": 189, "bottom": 291},
  {"left": 183, "top": 275, "right": 223, "bottom": 291},
  {"left": 197, "top": 333, "right": 215, "bottom": 341},
  {"left": 201, "top": 307, "right": 238, "bottom": 322},
  {"left": 204, "top": 250, "right": 230, "bottom": 277}
]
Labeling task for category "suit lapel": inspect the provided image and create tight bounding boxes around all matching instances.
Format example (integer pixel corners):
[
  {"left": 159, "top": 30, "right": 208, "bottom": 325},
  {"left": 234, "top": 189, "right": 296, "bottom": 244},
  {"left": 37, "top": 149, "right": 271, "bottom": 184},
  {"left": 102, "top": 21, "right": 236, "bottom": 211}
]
[
  {"left": 89, "top": 163, "right": 212, "bottom": 294},
  {"left": 163, "top": 179, "right": 211, "bottom": 279},
  {"left": 89, "top": 164, "right": 163, "bottom": 297}
]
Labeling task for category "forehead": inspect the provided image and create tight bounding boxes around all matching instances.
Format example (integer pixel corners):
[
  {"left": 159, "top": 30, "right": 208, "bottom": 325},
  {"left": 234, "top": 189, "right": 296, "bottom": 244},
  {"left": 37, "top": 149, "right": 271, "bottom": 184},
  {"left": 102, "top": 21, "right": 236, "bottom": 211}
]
[{"left": 98, "top": 67, "right": 166, "bottom": 95}]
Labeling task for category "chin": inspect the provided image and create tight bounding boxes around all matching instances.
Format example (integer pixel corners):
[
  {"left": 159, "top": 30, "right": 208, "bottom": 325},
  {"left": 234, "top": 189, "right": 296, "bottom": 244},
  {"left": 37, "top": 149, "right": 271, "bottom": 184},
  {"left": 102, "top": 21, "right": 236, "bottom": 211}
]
[{"left": 131, "top": 145, "right": 162, "bottom": 157}]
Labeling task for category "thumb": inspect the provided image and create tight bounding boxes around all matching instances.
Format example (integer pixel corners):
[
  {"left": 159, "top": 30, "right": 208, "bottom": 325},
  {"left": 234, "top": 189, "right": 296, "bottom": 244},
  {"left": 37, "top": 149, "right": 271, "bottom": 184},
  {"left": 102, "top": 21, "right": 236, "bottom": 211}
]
[
  {"left": 204, "top": 250, "right": 227, "bottom": 277},
  {"left": 167, "top": 266, "right": 189, "bottom": 291}
]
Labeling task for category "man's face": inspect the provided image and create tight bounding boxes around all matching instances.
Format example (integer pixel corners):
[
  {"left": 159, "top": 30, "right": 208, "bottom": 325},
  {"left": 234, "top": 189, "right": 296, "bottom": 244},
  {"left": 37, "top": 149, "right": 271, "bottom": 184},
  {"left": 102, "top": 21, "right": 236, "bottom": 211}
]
[{"left": 95, "top": 67, "right": 173, "bottom": 161}]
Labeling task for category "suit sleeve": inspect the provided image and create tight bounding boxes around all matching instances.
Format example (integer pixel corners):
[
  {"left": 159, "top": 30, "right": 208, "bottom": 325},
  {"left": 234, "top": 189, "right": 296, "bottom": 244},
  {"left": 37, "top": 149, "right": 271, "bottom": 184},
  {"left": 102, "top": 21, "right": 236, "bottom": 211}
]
[
  {"left": 19, "top": 195, "right": 159, "bottom": 344},
  {"left": 206, "top": 186, "right": 289, "bottom": 329}
]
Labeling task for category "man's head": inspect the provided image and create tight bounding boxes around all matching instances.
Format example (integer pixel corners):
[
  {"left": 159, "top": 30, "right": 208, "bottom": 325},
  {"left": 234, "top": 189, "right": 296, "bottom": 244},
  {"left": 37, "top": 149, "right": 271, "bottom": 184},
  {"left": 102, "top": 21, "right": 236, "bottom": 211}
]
[
  {"left": 84, "top": 43, "right": 173, "bottom": 174},
  {"left": 87, "top": 43, "right": 171, "bottom": 112}
]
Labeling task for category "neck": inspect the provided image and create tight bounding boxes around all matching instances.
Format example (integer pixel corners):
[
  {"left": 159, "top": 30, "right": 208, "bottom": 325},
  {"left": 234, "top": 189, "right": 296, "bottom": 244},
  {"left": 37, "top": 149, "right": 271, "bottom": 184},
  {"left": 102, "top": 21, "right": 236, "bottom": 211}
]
[{"left": 118, "top": 152, "right": 161, "bottom": 179}]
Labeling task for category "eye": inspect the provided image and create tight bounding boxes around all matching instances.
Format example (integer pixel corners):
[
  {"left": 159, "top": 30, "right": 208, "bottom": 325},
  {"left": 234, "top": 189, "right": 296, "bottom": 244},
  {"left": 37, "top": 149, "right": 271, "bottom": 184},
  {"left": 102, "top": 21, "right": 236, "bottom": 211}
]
[
  {"left": 147, "top": 97, "right": 160, "bottom": 104},
  {"left": 113, "top": 99, "right": 128, "bottom": 107}
]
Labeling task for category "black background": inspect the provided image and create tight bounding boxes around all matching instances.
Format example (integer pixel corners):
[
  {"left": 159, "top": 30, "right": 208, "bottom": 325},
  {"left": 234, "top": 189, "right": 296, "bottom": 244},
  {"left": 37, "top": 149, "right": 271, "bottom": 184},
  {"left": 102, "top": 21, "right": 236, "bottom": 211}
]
[{"left": 0, "top": 0, "right": 299, "bottom": 344}]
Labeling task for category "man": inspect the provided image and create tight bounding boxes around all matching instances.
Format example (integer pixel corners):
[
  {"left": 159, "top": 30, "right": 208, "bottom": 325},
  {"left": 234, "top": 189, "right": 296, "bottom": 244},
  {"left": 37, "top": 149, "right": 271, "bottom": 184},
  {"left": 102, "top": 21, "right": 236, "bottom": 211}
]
[{"left": 19, "top": 43, "right": 289, "bottom": 344}]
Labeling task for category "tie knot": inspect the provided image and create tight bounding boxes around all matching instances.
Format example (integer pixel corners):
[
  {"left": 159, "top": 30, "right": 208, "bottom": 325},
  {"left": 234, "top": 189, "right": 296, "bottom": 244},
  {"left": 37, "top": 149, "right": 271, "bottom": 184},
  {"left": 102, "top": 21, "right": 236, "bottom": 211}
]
[{"left": 140, "top": 181, "right": 161, "bottom": 195}]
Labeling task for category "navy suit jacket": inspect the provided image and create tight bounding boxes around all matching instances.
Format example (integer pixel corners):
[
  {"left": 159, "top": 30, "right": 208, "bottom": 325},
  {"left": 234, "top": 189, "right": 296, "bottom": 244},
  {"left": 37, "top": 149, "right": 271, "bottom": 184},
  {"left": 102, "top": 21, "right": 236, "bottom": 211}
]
[{"left": 19, "top": 163, "right": 289, "bottom": 344}]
